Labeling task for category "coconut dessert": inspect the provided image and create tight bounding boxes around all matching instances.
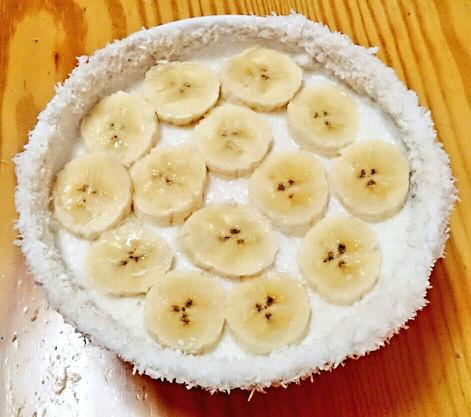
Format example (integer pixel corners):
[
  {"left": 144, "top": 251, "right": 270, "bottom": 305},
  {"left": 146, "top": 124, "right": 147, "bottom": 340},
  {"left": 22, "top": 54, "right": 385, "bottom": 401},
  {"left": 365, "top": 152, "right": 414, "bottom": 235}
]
[{"left": 14, "top": 14, "right": 455, "bottom": 392}]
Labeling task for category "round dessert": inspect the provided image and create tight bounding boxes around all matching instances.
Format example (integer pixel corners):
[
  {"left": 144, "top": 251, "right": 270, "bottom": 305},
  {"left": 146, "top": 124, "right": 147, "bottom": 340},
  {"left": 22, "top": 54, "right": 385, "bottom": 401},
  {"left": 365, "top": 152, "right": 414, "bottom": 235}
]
[{"left": 14, "top": 14, "right": 455, "bottom": 392}]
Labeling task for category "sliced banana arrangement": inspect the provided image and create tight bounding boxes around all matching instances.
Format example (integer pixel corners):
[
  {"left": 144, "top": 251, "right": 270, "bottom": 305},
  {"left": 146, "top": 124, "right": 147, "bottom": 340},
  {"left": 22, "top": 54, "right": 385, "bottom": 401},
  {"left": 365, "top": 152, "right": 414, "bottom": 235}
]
[
  {"left": 87, "top": 221, "right": 173, "bottom": 296},
  {"left": 299, "top": 216, "right": 381, "bottom": 305},
  {"left": 52, "top": 153, "right": 132, "bottom": 240},
  {"left": 220, "top": 47, "right": 302, "bottom": 111},
  {"left": 144, "top": 271, "right": 225, "bottom": 354},
  {"left": 130, "top": 145, "right": 207, "bottom": 225},
  {"left": 225, "top": 273, "right": 311, "bottom": 354},
  {"left": 288, "top": 84, "right": 359, "bottom": 156},
  {"left": 194, "top": 104, "right": 273, "bottom": 177},
  {"left": 250, "top": 151, "right": 329, "bottom": 235},
  {"left": 50, "top": 46, "right": 415, "bottom": 357},
  {"left": 81, "top": 91, "right": 159, "bottom": 167},
  {"left": 143, "top": 61, "right": 220, "bottom": 125},
  {"left": 330, "top": 140, "right": 410, "bottom": 222},
  {"left": 178, "top": 204, "right": 278, "bottom": 278}
]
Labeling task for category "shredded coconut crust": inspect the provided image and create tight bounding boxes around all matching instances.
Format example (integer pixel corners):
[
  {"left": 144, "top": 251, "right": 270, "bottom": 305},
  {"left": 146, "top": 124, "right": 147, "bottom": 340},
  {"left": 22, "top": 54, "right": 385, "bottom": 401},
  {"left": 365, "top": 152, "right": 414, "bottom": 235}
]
[{"left": 14, "top": 14, "right": 456, "bottom": 392}]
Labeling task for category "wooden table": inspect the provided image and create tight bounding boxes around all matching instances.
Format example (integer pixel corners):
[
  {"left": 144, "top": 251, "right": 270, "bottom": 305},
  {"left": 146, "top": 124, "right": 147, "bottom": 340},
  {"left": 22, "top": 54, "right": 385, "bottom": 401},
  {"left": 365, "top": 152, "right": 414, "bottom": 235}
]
[{"left": 1, "top": 1, "right": 470, "bottom": 416}]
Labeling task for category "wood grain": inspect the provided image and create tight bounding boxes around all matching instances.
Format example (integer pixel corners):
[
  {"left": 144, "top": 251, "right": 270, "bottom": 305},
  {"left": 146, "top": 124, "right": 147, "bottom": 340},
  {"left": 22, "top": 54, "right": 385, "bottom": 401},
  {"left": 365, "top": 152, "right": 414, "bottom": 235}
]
[{"left": 1, "top": 1, "right": 470, "bottom": 416}]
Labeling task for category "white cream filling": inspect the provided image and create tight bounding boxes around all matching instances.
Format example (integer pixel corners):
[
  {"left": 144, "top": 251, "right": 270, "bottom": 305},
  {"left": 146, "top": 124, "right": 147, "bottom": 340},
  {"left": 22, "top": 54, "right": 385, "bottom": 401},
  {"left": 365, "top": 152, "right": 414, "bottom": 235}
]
[{"left": 54, "top": 41, "right": 412, "bottom": 361}]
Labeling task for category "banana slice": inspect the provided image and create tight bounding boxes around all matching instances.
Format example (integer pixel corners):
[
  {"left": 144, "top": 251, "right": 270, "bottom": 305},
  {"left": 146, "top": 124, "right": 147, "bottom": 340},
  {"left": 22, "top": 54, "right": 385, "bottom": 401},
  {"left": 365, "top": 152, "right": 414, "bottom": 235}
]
[
  {"left": 220, "top": 47, "right": 303, "bottom": 111},
  {"left": 130, "top": 146, "right": 207, "bottom": 226},
  {"left": 143, "top": 61, "right": 220, "bottom": 126},
  {"left": 287, "top": 85, "right": 359, "bottom": 156},
  {"left": 144, "top": 271, "right": 225, "bottom": 354},
  {"left": 52, "top": 153, "right": 132, "bottom": 240},
  {"left": 250, "top": 151, "right": 329, "bottom": 235},
  {"left": 81, "top": 91, "right": 158, "bottom": 167},
  {"left": 194, "top": 104, "right": 272, "bottom": 177},
  {"left": 87, "top": 221, "right": 173, "bottom": 296},
  {"left": 299, "top": 216, "right": 381, "bottom": 305},
  {"left": 178, "top": 204, "right": 278, "bottom": 278},
  {"left": 330, "top": 140, "right": 410, "bottom": 222},
  {"left": 225, "top": 273, "right": 311, "bottom": 354}
]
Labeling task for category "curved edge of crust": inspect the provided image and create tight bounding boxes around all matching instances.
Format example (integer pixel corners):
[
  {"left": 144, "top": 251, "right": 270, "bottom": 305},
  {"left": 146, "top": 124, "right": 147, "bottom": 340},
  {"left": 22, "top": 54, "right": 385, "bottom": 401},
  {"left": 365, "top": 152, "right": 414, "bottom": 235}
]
[{"left": 14, "top": 13, "right": 457, "bottom": 392}]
